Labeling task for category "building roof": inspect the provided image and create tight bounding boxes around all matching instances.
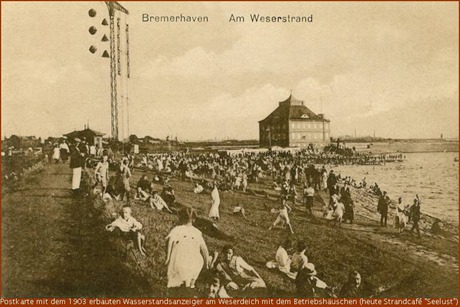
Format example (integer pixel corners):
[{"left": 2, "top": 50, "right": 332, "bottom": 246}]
[
  {"left": 259, "top": 95, "right": 329, "bottom": 124},
  {"left": 64, "top": 128, "right": 105, "bottom": 139}
]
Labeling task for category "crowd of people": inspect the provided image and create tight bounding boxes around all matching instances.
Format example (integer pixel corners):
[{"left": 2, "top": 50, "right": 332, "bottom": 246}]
[{"left": 52, "top": 137, "right": 428, "bottom": 298}]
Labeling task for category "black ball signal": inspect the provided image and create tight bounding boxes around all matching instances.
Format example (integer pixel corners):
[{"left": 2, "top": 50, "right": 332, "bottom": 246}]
[
  {"left": 89, "top": 26, "right": 97, "bottom": 35},
  {"left": 88, "top": 9, "right": 97, "bottom": 17}
]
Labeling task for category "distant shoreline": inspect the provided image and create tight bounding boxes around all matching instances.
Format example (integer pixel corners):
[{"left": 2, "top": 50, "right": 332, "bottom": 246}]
[{"left": 348, "top": 140, "right": 459, "bottom": 154}]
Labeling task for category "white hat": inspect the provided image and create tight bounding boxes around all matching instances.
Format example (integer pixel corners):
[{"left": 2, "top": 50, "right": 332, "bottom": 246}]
[{"left": 303, "top": 263, "right": 317, "bottom": 276}]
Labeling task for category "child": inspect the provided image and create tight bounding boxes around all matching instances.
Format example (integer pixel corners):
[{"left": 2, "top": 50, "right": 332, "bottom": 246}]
[
  {"left": 94, "top": 154, "right": 109, "bottom": 195},
  {"left": 106, "top": 206, "right": 147, "bottom": 256},
  {"left": 269, "top": 197, "right": 294, "bottom": 234}
]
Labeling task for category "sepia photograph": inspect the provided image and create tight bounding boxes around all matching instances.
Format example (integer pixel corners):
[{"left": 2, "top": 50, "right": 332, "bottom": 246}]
[{"left": 1, "top": 1, "right": 458, "bottom": 300}]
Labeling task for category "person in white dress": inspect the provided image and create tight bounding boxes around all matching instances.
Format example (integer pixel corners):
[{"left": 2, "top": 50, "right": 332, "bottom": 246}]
[
  {"left": 209, "top": 183, "right": 220, "bottom": 221},
  {"left": 395, "top": 197, "right": 408, "bottom": 234},
  {"left": 332, "top": 198, "right": 345, "bottom": 227},
  {"left": 52, "top": 145, "right": 60, "bottom": 164},
  {"left": 266, "top": 238, "right": 297, "bottom": 279},
  {"left": 165, "top": 207, "right": 209, "bottom": 291}
]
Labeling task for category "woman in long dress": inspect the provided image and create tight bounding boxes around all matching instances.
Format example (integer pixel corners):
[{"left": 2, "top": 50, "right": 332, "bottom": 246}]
[
  {"left": 209, "top": 183, "right": 220, "bottom": 221},
  {"left": 165, "top": 207, "right": 209, "bottom": 292},
  {"left": 321, "top": 171, "right": 328, "bottom": 192}
]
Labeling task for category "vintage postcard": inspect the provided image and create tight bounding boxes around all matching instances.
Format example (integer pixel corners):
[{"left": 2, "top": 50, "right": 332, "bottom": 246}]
[{"left": 1, "top": 1, "right": 458, "bottom": 302}]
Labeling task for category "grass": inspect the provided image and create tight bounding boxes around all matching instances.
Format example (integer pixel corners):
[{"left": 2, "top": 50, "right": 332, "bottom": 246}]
[{"left": 2, "top": 163, "right": 458, "bottom": 298}]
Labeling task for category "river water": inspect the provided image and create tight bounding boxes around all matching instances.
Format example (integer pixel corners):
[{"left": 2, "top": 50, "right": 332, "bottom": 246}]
[{"left": 328, "top": 152, "right": 459, "bottom": 223}]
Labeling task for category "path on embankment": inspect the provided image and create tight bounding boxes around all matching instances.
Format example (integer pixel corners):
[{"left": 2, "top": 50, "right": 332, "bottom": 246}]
[{"left": 1, "top": 163, "right": 150, "bottom": 297}]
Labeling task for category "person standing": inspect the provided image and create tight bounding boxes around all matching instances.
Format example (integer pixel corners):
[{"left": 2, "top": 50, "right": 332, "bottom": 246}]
[
  {"left": 120, "top": 159, "right": 132, "bottom": 202},
  {"left": 52, "top": 144, "right": 60, "bottom": 164},
  {"left": 321, "top": 168, "right": 328, "bottom": 192},
  {"left": 94, "top": 153, "right": 110, "bottom": 195},
  {"left": 327, "top": 170, "right": 337, "bottom": 196},
  {"left": 269, "top": 197, "right": 294, "bottom": 234},
  {"left": 304, "top": 184, "right": 315, "bottom": 216},
  {"left": 410, "top": 197, "right": 421, "bottom": 238},
  {"left": 377, "top": 191, "right": 389, "bottom": 227},
  {"left": 69, "top": 138, "right": 84, "bottom": 197},
  {"left": 395, "top": 197, "right": 408, "bottom": 234},
  {"left": 209, "top": 183, "right": 220, "bottom": 221},
  {"left": 59, "top": 139, "right": 70, "bottom": 164},
  {"left": 79, "top": 139, "right": 89, "bottom": 169}
]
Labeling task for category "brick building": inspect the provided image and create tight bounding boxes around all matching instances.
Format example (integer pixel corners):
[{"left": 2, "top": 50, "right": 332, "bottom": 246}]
[{"left": 258, "top": 95, "right": 331, "bottom": 148}]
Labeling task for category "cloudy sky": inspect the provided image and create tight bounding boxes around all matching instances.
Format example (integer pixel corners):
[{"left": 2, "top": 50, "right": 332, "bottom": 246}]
[{"left": 2, "top": 2, "right": 458, "bottom": 141}]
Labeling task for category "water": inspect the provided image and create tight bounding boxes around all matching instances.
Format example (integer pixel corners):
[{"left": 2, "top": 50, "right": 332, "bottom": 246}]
[{"left": 329, "top": 152, "right": 459, "bottom": 223}]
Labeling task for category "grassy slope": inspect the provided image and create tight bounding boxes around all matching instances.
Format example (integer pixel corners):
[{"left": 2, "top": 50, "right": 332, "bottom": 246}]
[
  {"left": 1, "top": 164, "right": 150, "bottom": 297},
  {"left": 126, "top": 170, "right": 458, "bottom": 298},
  {"left": 2, "top": 163, "right": 458, "bottom": 297}
]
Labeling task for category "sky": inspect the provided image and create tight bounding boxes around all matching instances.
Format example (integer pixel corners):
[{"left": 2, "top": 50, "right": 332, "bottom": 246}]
[{"left": 1, "top": 1, "right": 458, "bottom": 141}]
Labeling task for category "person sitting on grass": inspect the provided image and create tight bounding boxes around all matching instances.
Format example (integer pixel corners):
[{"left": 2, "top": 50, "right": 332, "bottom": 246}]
[
  {"left": 339, "top": 271, "right": 372, "bottom": 298},
  {"left": 207, "top": 276, "right": 230, "bottom": 298},
  {"left": 137, "top": 174, "right": 152, "bottom": 194},
  {"left": 103, "top": 177, "right": 122, "bottom": 201},
  {"left": 161, "top": 186, "right": 176, "bottom": 206},
  {"left": 269, "top": 197, "right": 294, "bottom": 234},
  {"left": 105, "top": 206, "right": 146, "bottom": 256},
  {"left": 290, "top": 240, "right": 309, "bottom": 274},
  {"left": 150, "top": 191, "right": 173, "bottom": 213},
  {"left": 150, "top": 191, "right": 172, "bottom": 213},
  {"left": 216, "top": 245, "right": 266, "bottom": 295},
  {"left": 266, "top": 237, "right": 297, "bottom": 279},
  {"left": 193, "top": 182, "right": 204, "bottom": 194},
  {"left": 233, "top": 204, "right": 247, "bottom": 219},
  {"left": 295, "top": 262, "right": 331, "bottom": 297},
  {"left": 134, "top": 186, "right": 150, "bottom": 202}
]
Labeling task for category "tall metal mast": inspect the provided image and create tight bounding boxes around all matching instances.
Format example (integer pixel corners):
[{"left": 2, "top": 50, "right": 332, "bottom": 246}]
[{"left": 105, "top": 2, "right": 129, "bottom": 141}]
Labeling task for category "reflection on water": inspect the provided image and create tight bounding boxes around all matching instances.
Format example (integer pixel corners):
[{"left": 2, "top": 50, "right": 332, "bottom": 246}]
[{"left": 329, "top": 152, "right": 459, "bottom": 223}]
